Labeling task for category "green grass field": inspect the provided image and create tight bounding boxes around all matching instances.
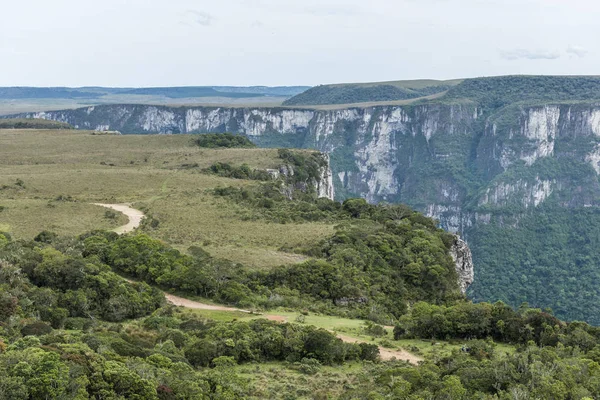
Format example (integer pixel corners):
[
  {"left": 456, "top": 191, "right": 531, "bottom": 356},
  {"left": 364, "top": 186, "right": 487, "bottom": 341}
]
[{"left": 0, "top": 129, "right": 334, "bottom": 267}]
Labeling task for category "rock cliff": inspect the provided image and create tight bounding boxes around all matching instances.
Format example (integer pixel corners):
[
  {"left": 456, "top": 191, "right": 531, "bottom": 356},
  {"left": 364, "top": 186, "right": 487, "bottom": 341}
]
[
  {"left": 450, "top": 236, "right": 475, "bottom": 294},
  {"left": 16, "top": 102, "right": 600, "bottom": 231},
  {"left": 11, "top": 81, "right": 600, "bottom": 322}
]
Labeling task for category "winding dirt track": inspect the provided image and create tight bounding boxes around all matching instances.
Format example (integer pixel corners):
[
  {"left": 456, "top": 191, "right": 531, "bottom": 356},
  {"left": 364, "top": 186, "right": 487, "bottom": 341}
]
[
  {"left": 95, "top": 203, "right": 422, "bottom": 364},
  {"left": 94, "top": 203, "right": 145, "bottom": 234}
]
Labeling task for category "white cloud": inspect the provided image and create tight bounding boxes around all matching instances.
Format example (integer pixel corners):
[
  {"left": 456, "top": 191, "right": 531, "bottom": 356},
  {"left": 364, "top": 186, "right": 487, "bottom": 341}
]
[
  {"left": 566, "top": 45, "right": 588, "bottom": 58},
  {"left": 185, "top": 10, "right": 214, "bottom": 27},
  {"left": 500, "top": 49, "right": 561, "bottom": 61}
]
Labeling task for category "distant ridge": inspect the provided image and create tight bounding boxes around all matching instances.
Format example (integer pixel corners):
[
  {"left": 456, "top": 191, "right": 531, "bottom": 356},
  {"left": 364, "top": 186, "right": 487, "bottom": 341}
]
[
  {"left": 0, "top": 86, "right": 310, "bottom": 100},
  {"left": 283, "top": 79, "right": 462, "bottom": 106}
]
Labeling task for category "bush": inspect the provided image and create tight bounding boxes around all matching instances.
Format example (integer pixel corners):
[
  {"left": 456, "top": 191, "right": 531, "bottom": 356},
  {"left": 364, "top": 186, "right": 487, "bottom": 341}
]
[
  {"left": 193, "top": 133, "right": 255, "bottom": 148},
  {"left": 295, "top": 358, "right": 322, "bottom": 375},
  {"left": 21, "top": 321, "right": 53, "bottom": 336},
  {"left": 34, "top": 230, "right": 58, "bottom": 244},
  {"left": 363, "top": 322, "right": 387, "bottom": 338}
]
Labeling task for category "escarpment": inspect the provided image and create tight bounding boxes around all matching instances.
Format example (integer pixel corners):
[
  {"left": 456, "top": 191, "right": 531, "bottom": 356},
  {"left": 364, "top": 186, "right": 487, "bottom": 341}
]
[{"left": 10, "top": 76, "right": 600, "bottom": 323}]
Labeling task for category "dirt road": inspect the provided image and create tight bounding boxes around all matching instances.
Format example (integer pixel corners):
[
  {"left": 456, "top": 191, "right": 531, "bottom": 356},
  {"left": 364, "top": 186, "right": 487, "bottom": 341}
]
[
  {"left": 100, "top": 203, "right": 421, "bottom": 364},
  {"left": 165, "top": 291, "right": 421, "bottom": 364},
  {"left": 335, "top": 333, "right": 422, "bottom": 364},
  {"left": 93, "top": 203, "right": 145, "bottom": 234}
]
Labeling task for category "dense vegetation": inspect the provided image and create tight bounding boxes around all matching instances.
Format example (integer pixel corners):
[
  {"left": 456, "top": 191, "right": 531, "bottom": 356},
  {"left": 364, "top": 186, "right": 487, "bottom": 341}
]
[
  {"left": 201, "top": 148, "right": 329, "bottom": 183},
  {"left": 5, "top": 226, "right": 600, "bottom": 398},
  {"left": 97, "top": 200, "right": 458, "bottom": 323},
  {"left": 192, "top": 133, "right": 256, "bottom": 149},
  {"left": 0, "top": 231, "right": 164, "bottom": 324},
  {"left": 202, "top": 162, "right": 273, "bottom": 181},
  {"left": 444, "top": 75, "right": 600, "bottom": 109},
  {"left": 467, "top": 206, "right": 600, "bottom": 325},
  {"left": 283, "top": 82, "right": 453, "bottom": 106},
  {"left": 0, "top": 118, "right": 73, "bottom": 130}
]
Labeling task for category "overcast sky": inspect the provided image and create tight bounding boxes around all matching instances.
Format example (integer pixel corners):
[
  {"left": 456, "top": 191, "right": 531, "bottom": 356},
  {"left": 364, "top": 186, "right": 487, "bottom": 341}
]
[{"left": 1, "top": 0, "right": 598, "bottom": 87}]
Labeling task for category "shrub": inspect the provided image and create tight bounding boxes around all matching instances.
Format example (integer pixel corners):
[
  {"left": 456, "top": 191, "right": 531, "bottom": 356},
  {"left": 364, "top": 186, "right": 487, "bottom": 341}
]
[
  {"left": 34, "top": 231, "right": 58, "bottom": 244},
  {"left": 295, "top": 358, "right": 322, "bottom": 375},
  {"left": 193, "top": 133, "right": 255, "bottom": 148},
  {"left": 21, "top": 321, "right": 53, "bottom": 336},
  {"left": 363, "top": 322, "right": 387, "bottom": 338}
]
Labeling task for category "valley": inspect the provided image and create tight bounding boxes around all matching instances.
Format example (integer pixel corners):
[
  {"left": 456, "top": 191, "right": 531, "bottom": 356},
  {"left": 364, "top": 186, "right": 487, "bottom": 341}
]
[
  {"left": 2, "top": 124, "right": 600, "bottom": 398},
  {"left": 10, "top": 76, "right": 600, "bottom": 323}
]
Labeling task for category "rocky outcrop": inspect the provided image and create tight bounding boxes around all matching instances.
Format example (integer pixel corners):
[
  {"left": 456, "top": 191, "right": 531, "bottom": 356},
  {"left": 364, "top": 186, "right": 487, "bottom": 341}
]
[
  {"left": 276, "top": 154, "right": 335, "bottom": 201},
  {"left": 12, "top": 102, "right": 600, "bottom": 216},
  {"left": 450, "top": 236, "right": 474, "bottom": 294},
  {"left": 316, "top": 153, "right": 335, "bottom": 201}
]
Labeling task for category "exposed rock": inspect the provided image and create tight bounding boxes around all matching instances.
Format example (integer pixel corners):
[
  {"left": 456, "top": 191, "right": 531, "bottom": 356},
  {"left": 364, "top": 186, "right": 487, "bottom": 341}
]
[
  {"left": 276, "top": 154, "right": 335, "bottom": 201},
  {"left": 450, "top": 236, "right": 474, "bottom": 294},
  {"left": 11, "top": 101, "right": 600, "bottom": 231},
  {"left": 315, "top": 153, "right": 335, "bottom": 200},
  {"left": 334, "top": 297, "right": 369, "bottom": 306}
]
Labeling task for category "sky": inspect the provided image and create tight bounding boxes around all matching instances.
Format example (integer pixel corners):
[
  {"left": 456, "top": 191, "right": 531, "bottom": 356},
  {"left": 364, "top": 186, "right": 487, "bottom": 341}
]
[{"left": 1, "top": 0, "right": 599, "bottom": 87}]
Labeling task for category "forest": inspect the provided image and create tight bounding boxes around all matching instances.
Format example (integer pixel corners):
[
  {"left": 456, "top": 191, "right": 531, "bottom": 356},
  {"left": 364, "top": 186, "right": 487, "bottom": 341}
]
[
  {"left": 3, "top": 225, "right": 600, "bottom": 398},
  {"left": 3, "top": 137, "right": 600, "bottom": 398}
]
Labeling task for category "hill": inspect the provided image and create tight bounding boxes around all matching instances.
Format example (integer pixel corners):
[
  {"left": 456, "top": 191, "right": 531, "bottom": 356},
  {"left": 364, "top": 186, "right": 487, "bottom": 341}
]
[
  {"left": 282, "top": 79, "right": 462, "bottom": 106},
  {"left": 3, "top": 129, "right": 600, "bottom": 398},
  {"left": 14, "top": 75, "right": 600, "bottom": 324},
  {"left": 0, "top": 85, "right": 311, "bottom": 116},
  {"left": 444, "top": 75, "right": 600, "bottom": 107},
  {"left": 0, "top": 118, "right": 73, "bottom": 129}
]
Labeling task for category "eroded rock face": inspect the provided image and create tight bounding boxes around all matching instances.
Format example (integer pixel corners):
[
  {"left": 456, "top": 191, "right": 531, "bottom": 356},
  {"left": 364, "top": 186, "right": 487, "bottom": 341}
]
[
  {"left": 276, "top": 154, "right": 335, "bottom": 201},
  {"left": 316, "top": 153, "right": 335, "bottom": 201},
  {"left": 450, "top": 236, "right": 474, "bottom": 294}
]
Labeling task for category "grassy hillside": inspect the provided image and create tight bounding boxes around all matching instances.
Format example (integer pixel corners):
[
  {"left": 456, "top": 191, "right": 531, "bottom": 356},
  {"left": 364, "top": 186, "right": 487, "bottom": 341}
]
[
  {"left": 444, "top": 75, "right": 600, "bottom": 108},
  {"left": 5, "top": 129, "right": 600, "bottom": 399},
  {"left": 0, "top": 129, "right": 334, "bottom": 268},
  {"left": 0, "top": 118, "right": 73, "bottom": 130},
  {"left": 283, "top": 79, "right": 462, "bottom": 106}
]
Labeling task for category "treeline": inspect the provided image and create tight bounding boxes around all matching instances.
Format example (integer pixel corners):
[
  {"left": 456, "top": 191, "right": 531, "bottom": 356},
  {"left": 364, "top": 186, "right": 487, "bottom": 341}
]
[
  {"left": 344, "top": 343, "right": 600, "bottom": 399},
  {"left": 192, "top": 133, "right": 256, "bottom": 148},
  {"left": 0, "top": 118, "right": 73, "bottom": 130},
  {"left": 396, "top": 301, "right": 600, "bottom": 352},
  {"left": 0, "top": 233, "right": 377, "bottom": 399},
  {"left": 0, "top": 231, "right": 164, "bottom": 327},
  {"left": 203, "top": 162, "right": 273, "bottom": 181},
  {"left": 5, "top": 232, "right": 600, "bottom": 398},
  {"left": 200, "top": 149, "right": 329, "bottom": 185},
  {"left": 90, "top": 200, "right": 459, "bottom": 323},
  {"left": 445, "top": 75, "right": 600, "bottom": 110},
  {"left": 283, "top": 83, "right": 450, "bottom": 106}
]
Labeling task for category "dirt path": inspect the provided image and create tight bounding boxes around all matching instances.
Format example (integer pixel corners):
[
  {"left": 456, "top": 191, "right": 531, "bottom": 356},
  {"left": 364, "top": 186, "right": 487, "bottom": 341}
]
[
  {"left": 93, "top": 203, "right": 145, "bottom": 234},
  {"left": 335, "top": 333, "right": 422, "bottom": 364},
  {"left": 165, "top": 293, "right": 250, "bottom": 313},
  {"left": 165, "top": 293, "right": 420, "bottom": 364},
  {"left": 103, "top": 204, "right": 421, "bottom": 364}
]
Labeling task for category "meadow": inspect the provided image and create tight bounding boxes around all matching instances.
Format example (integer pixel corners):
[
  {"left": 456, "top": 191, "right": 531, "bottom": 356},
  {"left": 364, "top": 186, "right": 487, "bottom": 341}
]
[{"left": 0, "top": 129, "right": 334, "bottom": 267}]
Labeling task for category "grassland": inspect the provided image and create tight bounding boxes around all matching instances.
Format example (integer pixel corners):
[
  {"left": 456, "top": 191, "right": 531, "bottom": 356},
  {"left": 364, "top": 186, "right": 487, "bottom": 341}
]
[
  {"left": 321, "top": 78, "right": 464, "bottom": 90},
  {"left": 0, "top": 96, "right": 286, "bottom": 116},
  {"left": 0, "top": 129, "right": 335, "bottom": 267}
]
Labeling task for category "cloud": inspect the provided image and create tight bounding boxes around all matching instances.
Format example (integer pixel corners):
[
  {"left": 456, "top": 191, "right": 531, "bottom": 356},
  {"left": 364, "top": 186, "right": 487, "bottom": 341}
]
[
  {"left": 500, "top": 48, "right": 561, "bottom": 61},
  {"left": 185, "top": 10, "right": 214, "bottom": 27},
  {"left": 566, "top": 45, "right": 588, "bottom": 58}
]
